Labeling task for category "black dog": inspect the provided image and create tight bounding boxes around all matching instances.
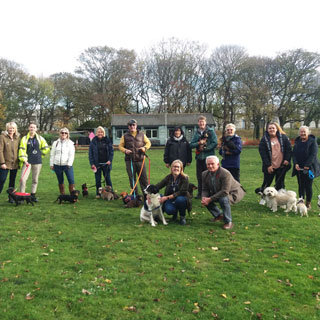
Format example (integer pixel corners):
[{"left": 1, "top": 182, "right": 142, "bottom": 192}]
[
  {"left": 82, "top": 183, "right": 89, "bottom": 197},
  {"left": 188, "top": 183, "right": 198, "bottom": 198},
  {"left": 7, "top": 188, "right": 35, "bottom": 206},
  {"left": 55, "top": 190, "right": 80, "bottom": 204},
  {"left": 144, "top": 184, "right": 159, "bottom": 195}
]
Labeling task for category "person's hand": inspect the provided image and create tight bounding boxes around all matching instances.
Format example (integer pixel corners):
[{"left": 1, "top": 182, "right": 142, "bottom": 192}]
[
  {"left": 165, "top": 163, "right": 170, "bottom": 168},
  {"left": 201, "top": 197, "right": 211, "bottom": 206},
  {"left": 125, "top": 149, "right": 132, "bottom": 155},
  {"left": 106, "top": 161, "right": 111, "bottom": 165},
  {"left": 267, "top": 166, "right": 274, "bottom": 174},
  {"left": 138, "top": 147, "right": 146, "bottom": 153},
  {"left": 283, "top": 160, "right": 289, "bottom": 166},
  {"left": 91, "top": 164, "right": 97, "bottom": 170},
  {"left": 159, "top": 196, "right": 167, "bottom": 204},
  {"left": 1, "top": 164, "right": 7, "bottom": 169},
  {"left": 295, "top": 164, "right": 300, "bottom": 170}
]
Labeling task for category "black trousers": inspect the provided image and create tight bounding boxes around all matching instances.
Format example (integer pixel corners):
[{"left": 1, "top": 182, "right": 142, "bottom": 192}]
[
  {"left": 196, "top": 159, "right": 207, "bottom": 196},
  {"left": 225, "top": 167, "right": 240, "bottom": 182},
  {"left": 261, "top": 166, "right": 289, "bottom": 191},
  {"left": 296, "top": 171, "right": 313, "bottom": 202},
  {"left": 0, "top": 169, "right": 18, "bottom": 194}
]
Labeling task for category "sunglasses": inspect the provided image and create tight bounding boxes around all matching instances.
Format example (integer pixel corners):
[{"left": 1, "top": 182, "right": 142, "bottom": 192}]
[
  {"left": 129, "top": 124, "right": 136, "bottom": 127},
  {"left": 60, "top": 132, "right": 68, "bottom": 135}
]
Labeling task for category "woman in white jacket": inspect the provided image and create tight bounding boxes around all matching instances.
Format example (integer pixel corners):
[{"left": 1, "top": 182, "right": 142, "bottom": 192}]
[{"left": 50, "top": 128, "right": 75, "bottom": 194}]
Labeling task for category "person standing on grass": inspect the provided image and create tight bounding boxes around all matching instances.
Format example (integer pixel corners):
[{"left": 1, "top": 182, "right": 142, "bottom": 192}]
[
  {"left": 256, "top": 122, "right": 292, "bottom": 193},
  {"left": 201, "top": 156, "right": 245, "bottom": 230},
  {"left": 0, "top": 122, "right": 20, "bottom": 201},
  {"left": 190, "top": 115, "right": 217, "bottom": 198},
  {"left": 292, "top": 126, "right": 320, "bottom": 209},
  {"left": 18, "top": 123, "right": 50, "bottom": 202},
  {"left": 89, "top": 126, "right": 114, "bottom": 198},
  {"left": 50, "top": 128, "right": 75, "bottom": 195},
  {"left": 219, "top": 123, "right": 242, "bottom": 182},
  {"left": 163, "top": 126, "right": 192, "bottom": 169},
  {"left": 118, "top": 119, "right": 151, "bottom": 198},
  {"left": 156, "top": 160, "right": 190, "bottom": 226}
]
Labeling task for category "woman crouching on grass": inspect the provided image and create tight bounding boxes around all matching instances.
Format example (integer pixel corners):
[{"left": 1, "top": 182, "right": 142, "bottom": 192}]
[{"left": 155, "top": 159, "right": 190, "bottom": 226}]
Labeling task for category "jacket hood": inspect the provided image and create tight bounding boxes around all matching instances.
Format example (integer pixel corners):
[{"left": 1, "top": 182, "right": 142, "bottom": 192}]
[
  {"left": 1, "top": 131, "right": 20, "bottom": 139},
  {"left": 294, "top": 134, "right": 316, "bottom": 143}
]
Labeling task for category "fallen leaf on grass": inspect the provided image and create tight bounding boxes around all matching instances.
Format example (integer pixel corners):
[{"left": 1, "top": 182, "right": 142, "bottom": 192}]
[
  {"left": 223, "top": 258, "right": 230, "bottom": 262},
  {"left": 25, "top": 293, "right": 34, "bottom": 300},
  {"left": 308, "top": 275, "right": 314, "bottom": 279},
  {"left": 212, "top": 312, "right": 219, "bottom": 318},
  {"left": 41, "top": 253, "right": 49, "bottom": 256},
  {"left": 123, "top": 306, "right": 136, "bottom": 312},
  {"left": 10, "top": 293, "right": 14, "bottom": 300},
  {"left": 221, "top": 293, "right": 227, "bottom": 299},
  {"left": 105, "top": 279, "right": 112, "bottom": 283},
  {"left": 81, "top": 289, "right": 91, "bottom": 295},
  {"left": 272, "top": 255, "right": 278, "bottom": 258},
  {"left": 192, "top": 309, "right": 200, "bottom": 314},
  {"left": 244, "top": 301, "right": 251, "bottom": 304},
  {"left": 211, "top": 247, "right": 219, "bottom": 251}
]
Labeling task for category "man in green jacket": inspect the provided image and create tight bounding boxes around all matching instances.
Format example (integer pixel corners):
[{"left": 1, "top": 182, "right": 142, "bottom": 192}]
[{"left": 190, "top": 115, "right": 217, "bottom": 198}]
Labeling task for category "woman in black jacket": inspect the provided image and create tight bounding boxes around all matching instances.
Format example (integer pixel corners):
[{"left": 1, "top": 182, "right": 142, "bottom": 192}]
[
  {"left": 257, "top": 122, "right": 292, "bottom": 192},
  {"left": 89, "top": 126, "right": 114, "bottom": 198},
  {"left": 292, "top": 126, "right": 320, "bottom": 209},
  {"left": 164, "top": 127, "right": 192, "bottom": 168}
]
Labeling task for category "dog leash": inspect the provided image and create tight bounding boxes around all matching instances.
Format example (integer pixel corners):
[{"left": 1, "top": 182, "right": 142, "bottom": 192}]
[
  {"left": 129, "top": 156, "right": 146, "bottom": 196},
  {"left": 19, "top": 163, "right": 30, "bottom": 184}
]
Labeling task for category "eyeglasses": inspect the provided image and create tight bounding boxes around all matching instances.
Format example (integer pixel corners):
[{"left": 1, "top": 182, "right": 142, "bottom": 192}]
[
  {"left": 60, "top": 132, "right": 67, "bottom": 135},
  {"left": 172, "top": 165, "right": 181, "bottom": 169},
  {"left": 129, "top": 124, "right": 136, "bottom": 127}
]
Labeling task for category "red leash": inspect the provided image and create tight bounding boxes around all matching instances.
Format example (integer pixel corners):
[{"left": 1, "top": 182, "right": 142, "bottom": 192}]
[{"left": 19, "top": 163, "right": 30, "bottom": 183}]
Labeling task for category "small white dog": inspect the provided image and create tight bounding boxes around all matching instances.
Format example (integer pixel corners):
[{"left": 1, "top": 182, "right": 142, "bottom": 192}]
[
  {"left": 296, "top": 198, "right": 308, "bottom": 217},
  {"left": 140, "top": 185, "right": 168, "bottom": 227},
  {"left": 317, "top": 195, "right": 320, "bottom": 208},
  {"left": 263, "top": 187, "right": 297, "bottom": 213}
]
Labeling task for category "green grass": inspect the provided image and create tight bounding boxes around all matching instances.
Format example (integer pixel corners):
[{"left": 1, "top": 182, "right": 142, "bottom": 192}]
[{"left": 0, "top": 149, "right": 319, "bottom": 319}]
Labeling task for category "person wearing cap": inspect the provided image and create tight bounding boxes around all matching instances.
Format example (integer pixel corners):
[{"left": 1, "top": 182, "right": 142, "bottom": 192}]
[
  {"left": 118, "top": 119, "right": 151, "bottom": 197},
  {"left": 164, "top": 126, "right": 192, "bottom": 169},
  {"left": 50, "top": 128, "right": 76, "bottom": 194}
]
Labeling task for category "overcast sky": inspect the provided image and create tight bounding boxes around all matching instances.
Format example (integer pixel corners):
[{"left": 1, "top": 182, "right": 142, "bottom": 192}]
[{"left": 1, "top": 0, "right": 319, "bottom": 77}]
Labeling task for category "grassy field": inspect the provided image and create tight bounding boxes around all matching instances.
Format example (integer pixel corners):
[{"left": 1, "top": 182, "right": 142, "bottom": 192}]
[{"left": 0, "top": 148, "right": 319, "bottom": 320}]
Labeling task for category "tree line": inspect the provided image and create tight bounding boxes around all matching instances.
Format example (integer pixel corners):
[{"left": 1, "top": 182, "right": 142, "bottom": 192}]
[{"left": 1, "top": 38, "right": 320, "bottom": 138}]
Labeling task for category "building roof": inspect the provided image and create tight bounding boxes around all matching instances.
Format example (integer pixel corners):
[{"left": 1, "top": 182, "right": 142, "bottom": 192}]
[{"left": 111, "top": 113, "right": 214, "bottom": 126}]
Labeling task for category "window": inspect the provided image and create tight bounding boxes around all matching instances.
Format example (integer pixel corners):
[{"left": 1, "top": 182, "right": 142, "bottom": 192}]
[
  {"left": 145, "top": 129, "right": 158, "bottom": 138},
  {"left": 116, "top": 129, "right": 127, "bottom": 139}
]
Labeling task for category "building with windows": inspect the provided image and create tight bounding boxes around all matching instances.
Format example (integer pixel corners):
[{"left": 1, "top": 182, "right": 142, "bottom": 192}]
[{"left": 111, "top": 113, "right": 215, "bottom": 146}]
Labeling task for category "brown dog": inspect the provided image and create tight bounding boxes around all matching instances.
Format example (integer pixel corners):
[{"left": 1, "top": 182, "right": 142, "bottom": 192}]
[{"left": 99, "top": 186, "right": 114, "bottom": 201}]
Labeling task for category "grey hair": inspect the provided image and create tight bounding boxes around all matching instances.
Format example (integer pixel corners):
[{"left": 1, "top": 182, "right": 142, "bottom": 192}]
[
  {"left": 299, "top": 126, "right": 310, "bottom": 134},
  {"left": 225, "top": 123, "right": 236, "bottom": 132},
  {"left": 206, "top": 155, "right": 220, "bottom": 164}
]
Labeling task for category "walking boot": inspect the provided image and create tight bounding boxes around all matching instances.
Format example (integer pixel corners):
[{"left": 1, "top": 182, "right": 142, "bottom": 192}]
[
  {"left": 31, "top": 193, "right": 38, "bottom": 202},
  {"left": 306, "top": 201, "right": 311, "bottom": 209},
  {"left": 59, "top": 184, "right": 65, "bottom": 194},
  {"left": 69, "top": 184, "right": 75, "bottom": 194}
]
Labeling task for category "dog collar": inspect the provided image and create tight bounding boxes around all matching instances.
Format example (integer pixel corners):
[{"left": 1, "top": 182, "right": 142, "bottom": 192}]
[{"left": 147, "top": 205, "right": 161, "bottom": 212}]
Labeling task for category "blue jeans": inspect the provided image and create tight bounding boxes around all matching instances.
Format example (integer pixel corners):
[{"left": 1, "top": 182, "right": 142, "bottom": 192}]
[
  {"left": 95, "top": 164, "right": 112, "bottom": 194},
  {"left": 206, "top": 196, "right": 232, "bottom": 223},
  {"left": 163, "top": 196, "right": 188, "bottom": 217},
  {"left": 0, "top": 169, "right": 18, "bottom": 193},
  {"left": 54, "top": 165, "right": 75, "bottom": 185}
]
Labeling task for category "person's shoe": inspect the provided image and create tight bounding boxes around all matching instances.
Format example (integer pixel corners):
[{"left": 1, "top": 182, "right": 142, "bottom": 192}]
[
  {"left": 31, "top": 193, "right": 38, "bottom": 202},
  {"left": 306, "top": 201, "right": 311, "bottom": 209},
  {"left": 211, "top": 215, "right": 223, "bottom": 223},
  {"left": 180, "top": 217, "right": 186, "bottom": 225},
  {"left": 223, "top": 222, "right": 234, "bottom": 230}
]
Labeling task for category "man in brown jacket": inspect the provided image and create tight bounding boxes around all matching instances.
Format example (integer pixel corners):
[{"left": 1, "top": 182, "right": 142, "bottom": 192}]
[
  {"left": 201, "top": 155, "right": 245, "bottom": 230},
  {"left": 118, "top": 119, "right": 151, "bottom": 197}
]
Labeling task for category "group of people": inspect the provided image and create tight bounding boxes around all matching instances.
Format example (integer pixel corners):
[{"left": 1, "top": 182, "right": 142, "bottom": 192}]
[
  {"left": 257, "top": 122, "right": 320, "bottom": 209},
  {"left": 1, "top": 117, "right": 319, "bottom": 229}
]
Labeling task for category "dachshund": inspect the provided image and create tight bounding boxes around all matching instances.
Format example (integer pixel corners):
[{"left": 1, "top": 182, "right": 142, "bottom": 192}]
[
  {"left": 7, "top": 188, "right": 35, "bottom": 206},
  {"left": 82, "top": 183, "right": 89, "bottom": 197},
  {"left": 55, "top": 190, "right": 80, "bottom": 204}
]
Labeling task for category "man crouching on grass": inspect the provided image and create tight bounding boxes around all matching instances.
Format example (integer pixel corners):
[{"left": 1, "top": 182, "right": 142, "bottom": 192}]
[{"left": 201, "top": 156, "right": 246, "bottom": 230}]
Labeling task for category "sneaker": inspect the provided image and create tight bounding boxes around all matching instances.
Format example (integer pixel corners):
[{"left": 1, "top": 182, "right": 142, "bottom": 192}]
[
  {"left": 31, "top": 194, "right": 38, "bottom": 202},
  {"left": 180, "top": 217, "right": 186, "bottom": 225},
  {"left": 211, "top": 215, "right": 223, "bottom": 223},
  {"left": 223, "top": 222, "right": 234, "bottom": 230}
]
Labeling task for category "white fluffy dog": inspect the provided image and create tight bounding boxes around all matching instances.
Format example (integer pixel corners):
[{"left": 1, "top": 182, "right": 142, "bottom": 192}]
[
  {"left": 317, "top": 195, "right": 320, "bottom": 208},
  {"left": 296, "top": 198, "right": 308, "bottom": 217},
  {"left": 140, "top": 185, "right": 168, "bottom": 227},
  {"left": 263, "top": 187, "right": 297, "bottom": 213}
]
